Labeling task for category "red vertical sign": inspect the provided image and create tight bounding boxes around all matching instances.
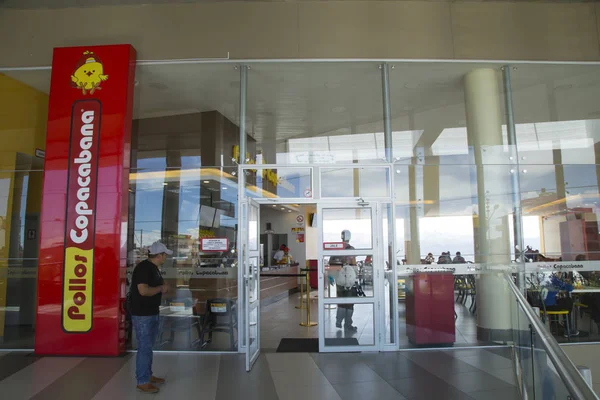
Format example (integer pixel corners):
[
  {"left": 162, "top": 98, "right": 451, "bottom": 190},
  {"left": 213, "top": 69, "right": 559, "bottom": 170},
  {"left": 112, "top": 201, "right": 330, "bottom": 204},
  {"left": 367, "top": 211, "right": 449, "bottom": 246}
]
[{"left": 36, "top": 45, "right": 136, "bottom": 356}]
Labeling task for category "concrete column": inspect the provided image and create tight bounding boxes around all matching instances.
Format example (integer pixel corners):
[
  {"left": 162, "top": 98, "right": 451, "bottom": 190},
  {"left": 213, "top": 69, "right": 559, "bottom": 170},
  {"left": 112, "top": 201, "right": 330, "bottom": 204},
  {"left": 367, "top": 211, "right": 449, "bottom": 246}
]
[
  {"left": 464, "top": 68, "right": 512, "bottom": 343},
  {"left": 406, "top": 164, "right": 421, "bottom": 264}
]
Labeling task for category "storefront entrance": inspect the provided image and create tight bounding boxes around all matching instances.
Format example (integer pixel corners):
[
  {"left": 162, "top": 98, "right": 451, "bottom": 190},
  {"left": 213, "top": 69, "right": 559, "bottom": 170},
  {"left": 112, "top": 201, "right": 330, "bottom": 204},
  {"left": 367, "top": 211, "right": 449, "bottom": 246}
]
[{"left": 239, "top": 164, "right": 394, "bottom": 370}]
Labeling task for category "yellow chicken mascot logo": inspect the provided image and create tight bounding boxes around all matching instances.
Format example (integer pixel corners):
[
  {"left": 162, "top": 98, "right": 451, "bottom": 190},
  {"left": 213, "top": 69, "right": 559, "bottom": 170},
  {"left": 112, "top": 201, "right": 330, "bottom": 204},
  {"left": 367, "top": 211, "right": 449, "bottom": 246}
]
[{"left": 71, "top": 51, "right": 108, "bottom": 95}]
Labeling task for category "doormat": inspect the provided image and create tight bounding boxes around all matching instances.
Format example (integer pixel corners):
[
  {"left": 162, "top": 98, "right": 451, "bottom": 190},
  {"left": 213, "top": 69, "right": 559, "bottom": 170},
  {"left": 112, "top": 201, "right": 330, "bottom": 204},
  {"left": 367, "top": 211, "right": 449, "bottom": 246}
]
[
  {"left": 277, "top": 338, "right": 318, "bottom": 353},
  {"left": 276, "top": 338, "right": 360, "bottom": 352}
]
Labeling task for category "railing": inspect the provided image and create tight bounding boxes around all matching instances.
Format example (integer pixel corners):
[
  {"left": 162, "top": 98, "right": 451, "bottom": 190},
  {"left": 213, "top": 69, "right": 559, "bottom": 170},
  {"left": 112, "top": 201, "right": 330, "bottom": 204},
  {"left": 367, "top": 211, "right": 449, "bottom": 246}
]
[{"left": 504, "top": 273, "right": 599, "bottom": 400}]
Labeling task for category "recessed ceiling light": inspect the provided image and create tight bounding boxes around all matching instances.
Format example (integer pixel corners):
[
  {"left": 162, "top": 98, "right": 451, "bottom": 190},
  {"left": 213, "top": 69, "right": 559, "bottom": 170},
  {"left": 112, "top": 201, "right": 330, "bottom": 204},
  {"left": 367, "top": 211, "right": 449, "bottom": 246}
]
[
  {"left": 222, "top": 187, "right": 228, "bottom": 190},
  {"left": 332, "top": 106, "right": 346, "bottom": 113},
  {"left": 272, "top": 205, "right": 277, "bottom": 208},
  {"left": 203, "top": 181, "right": 210, "bottom": 184},
  {"left": 163, "top": 183, "right": 168, "bottom": 186},
  {"left": 288, "top": 210, "right": 292, "bottom": 213},
  {"left": 281, "top": 207, "right": 285, "bottom": 210}
]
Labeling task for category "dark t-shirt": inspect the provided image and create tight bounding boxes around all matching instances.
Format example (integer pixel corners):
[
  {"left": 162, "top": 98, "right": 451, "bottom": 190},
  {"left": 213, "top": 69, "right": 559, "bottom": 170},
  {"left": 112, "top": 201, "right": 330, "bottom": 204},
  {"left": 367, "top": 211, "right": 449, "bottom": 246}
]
[{"left": 130, "top": 260, "right": 164, "bottom": 316}]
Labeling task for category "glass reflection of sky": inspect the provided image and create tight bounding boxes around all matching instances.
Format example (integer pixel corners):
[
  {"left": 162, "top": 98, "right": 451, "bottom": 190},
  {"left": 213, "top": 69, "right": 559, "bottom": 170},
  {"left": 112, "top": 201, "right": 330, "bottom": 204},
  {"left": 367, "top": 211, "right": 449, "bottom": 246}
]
[{"left": 131, "top": 157, "right": 238, "bottom": 248}]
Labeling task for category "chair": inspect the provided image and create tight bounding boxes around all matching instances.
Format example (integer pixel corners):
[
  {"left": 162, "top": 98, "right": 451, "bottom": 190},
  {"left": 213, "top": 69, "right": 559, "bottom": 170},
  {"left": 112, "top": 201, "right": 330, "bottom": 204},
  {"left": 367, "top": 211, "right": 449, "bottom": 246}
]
[
  {"left": 454, "top": 276, "right": 468, "bottom": 303},
  {"left": 539, "top": 288, "right": 572, "bottom": 342},
  {"left": 199, "top": 298, "right": 238, "bottom": 351},
  {"left": 466, "top": 275, "right": 477, "bottom": 314}
]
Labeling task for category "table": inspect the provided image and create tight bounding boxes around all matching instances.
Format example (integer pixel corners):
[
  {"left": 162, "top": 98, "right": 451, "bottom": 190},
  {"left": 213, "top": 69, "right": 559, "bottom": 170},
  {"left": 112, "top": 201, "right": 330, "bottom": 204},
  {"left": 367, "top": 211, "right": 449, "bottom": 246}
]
[{"left": 572, "top": 288, "right": 600, "bottom": 293}]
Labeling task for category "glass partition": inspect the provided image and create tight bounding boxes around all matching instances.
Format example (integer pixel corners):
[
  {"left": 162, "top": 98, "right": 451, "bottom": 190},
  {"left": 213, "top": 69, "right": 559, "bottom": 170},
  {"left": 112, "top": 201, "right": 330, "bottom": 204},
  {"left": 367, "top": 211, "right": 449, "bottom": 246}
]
[
  {"left": 507, "top": 273, "right": 599, "bottom": 400},
  {"left": 129, "top": 63, "right": 241, "bottom": 352},
  {"left": 322, "top": 207, "right": 373, "bottom": 249},
  {"left": 390, "top": 63, "right": 519, "bottom": 348},
  {"left": 246, "top": 62, "right": 385, "bottom": 165},
  {"left": 321, "top": 167, "right": 391, "bottom": 198},
  {"left": 512, "top": 64, "right": 600, "bottom": 265},
  {"left": 0, "top": 70, "right": 49, "bottom": 350},
  {"left": 5, "top": 60, "right": 600, "bottom": 354},
  {"left": 244, "top": 167, "right": 312, "bottom": 200}
]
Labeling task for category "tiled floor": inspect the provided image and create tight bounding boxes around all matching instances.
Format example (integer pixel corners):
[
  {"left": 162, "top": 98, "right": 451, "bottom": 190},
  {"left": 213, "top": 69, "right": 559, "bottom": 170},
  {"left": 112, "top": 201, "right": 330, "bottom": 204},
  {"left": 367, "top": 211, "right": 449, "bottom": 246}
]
[
  {"left": 261, "top": 291, "right": 485, "bottom": 350},
  {"left": 0, "top": 348, "right": 520, "bottom": 399}
]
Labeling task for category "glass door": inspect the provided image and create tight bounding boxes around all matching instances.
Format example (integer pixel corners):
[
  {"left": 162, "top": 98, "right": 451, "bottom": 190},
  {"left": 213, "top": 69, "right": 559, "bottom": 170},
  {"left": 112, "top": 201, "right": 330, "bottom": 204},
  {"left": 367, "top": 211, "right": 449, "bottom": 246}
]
[
  {"left": 317, "top": 202, "right": 383, "bottom": 352},
  {"left": 243, "top": 198, "right": 260, "bottom": 371}
]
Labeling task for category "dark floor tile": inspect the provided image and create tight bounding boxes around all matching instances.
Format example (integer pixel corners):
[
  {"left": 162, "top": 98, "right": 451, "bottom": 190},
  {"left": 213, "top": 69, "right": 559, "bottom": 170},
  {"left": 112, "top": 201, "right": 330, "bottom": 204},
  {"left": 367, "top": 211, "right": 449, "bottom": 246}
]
[
  {"left": 320, "top": 363, "right": 384, "bottom": 384},
  {"left": 444, "top": 349, "right": 487, "bottom": 359},
  {"left": 0, "top": 352, "right": 42, "bottom": 381},
  {"left": 468, "top": 387, "right": 521, "bottom": 400},
  {"left": 485, "top": 347, "right": 513, "bottom": 360},
  {"left": 333, "top": 380, "right": 407, "bottom": 400},
  {"left": 310, "top": 352, "right": 361, "bottom": 368},
  {"left": 403, "top": 351, "right": 480, "bottom": 379},
  {"left": 356, "top": 352, "right": 409, "bottom": 368},
  {"left": 30, "top": 354, "right": 133, "bottom": 400},
  {"left": 366, "top": 359, "right": 430, "bottom": 381},
  {"left": 444, "top": 371, "right": 514, "bottom": 393},
  {"left": 459, "top": 353, "right": 514, "bottom": 371},
  {"left": 216, "top": 354, "right": 279, "bottom": 400},
  {"left": 388, "top": 375, "right": 474, "bottom": 400}
]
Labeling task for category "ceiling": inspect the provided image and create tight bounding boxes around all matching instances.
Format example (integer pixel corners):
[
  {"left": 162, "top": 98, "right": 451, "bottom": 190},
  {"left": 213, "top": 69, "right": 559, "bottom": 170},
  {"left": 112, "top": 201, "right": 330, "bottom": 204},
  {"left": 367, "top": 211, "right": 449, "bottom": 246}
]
[{"left": 6, "top": 61, "right": 600, "bottom": 156}]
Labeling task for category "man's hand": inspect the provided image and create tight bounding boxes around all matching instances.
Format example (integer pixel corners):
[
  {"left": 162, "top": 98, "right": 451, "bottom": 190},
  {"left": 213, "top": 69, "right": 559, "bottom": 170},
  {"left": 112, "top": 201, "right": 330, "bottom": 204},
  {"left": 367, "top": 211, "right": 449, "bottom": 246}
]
[{"left": 161, "top": 284, "right": 170, "bottom": 294}]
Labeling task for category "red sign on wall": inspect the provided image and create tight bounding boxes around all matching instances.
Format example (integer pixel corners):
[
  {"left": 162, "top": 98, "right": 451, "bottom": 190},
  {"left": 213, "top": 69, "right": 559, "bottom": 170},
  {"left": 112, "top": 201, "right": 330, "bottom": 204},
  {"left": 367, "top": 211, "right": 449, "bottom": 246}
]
[
  {"left": 62, "top": 99, "right": 101, "bottom": 333},
  {"left": 36, "top": 45, "right": 136, "bottom": 356}
]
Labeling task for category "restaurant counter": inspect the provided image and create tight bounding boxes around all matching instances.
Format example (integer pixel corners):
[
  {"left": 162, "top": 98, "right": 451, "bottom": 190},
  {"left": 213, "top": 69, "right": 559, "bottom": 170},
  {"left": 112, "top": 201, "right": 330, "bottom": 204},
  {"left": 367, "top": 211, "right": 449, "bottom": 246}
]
[{"left": 260, "top": 264, "right": 300, "bottom": 305}]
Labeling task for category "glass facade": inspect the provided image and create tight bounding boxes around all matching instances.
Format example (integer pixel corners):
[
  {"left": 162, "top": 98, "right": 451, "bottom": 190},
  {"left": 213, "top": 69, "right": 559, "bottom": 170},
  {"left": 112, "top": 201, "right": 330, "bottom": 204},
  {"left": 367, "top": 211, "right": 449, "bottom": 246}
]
[{"left": 2, "top": 61, "right": 600, "bottom": 351}]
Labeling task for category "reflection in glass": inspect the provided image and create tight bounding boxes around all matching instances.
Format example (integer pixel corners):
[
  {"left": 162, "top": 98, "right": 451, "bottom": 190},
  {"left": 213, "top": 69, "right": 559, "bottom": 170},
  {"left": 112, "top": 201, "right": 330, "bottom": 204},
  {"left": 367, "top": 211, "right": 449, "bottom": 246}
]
[
  {"left": 321, "top": 167, "right": 390, "bottom": 198},
  {"left": 249, "top": 205, "right": 259, "bottom": 251},
  {"left": 247, "top": 63, "right": 384, "bottom": 165},
  {"left": 322, "top": 208, "right": 372, "bottom": 249},
  {"left": 245, "top": 168, "right": 312, "bottom": 199},
  {"left": 323, "top": 304, "right": 375, "bottom": 347},
  {"left": 323, "top": 255, "right": 374, "bottom": 298},
  {"left": 249, "top": 308, "right": 259, "bottom": 360},
  {"left": 382, "top": 203, "right": 396, "bottom": 344}
]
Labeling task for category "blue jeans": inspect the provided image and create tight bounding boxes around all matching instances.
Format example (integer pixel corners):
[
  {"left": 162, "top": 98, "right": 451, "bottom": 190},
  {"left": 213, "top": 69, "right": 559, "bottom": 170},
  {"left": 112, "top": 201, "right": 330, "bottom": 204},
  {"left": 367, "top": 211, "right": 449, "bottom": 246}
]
[{"left": 132, "top": 314, "right": 160, "bottom": 385}]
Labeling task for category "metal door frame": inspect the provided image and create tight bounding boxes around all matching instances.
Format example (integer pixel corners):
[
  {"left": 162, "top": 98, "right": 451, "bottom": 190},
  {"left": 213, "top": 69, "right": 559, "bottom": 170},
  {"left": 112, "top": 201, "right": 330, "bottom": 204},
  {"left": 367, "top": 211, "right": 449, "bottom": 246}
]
[
  {"left": 316, "top": 201, "right": 385, "bottom": 353},
  {"left": 238, "top": 163, "right": 397, "bottom": 363},
  {"left": 240, "top": 197, "right": 261, "bottom": 371}
]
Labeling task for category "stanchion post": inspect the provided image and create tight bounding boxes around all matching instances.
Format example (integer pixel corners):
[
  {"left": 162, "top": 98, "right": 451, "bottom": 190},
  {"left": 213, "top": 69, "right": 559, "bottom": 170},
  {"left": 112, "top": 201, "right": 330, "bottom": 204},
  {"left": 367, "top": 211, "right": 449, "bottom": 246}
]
[
  {"left": 300, "top": 268, "right": 317, "bottom": 327},
  {"left": 296, "top": 276, "right": 305, "bottom": 309}
]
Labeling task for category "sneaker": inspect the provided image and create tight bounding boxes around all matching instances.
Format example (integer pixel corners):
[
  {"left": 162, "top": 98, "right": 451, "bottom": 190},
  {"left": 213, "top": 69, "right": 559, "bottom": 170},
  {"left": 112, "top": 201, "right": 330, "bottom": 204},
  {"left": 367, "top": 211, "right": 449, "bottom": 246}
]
[
  {"left": 150, "top": 376, "right": 166, "bottom": 385},
  {"left": 344, "top": 325, "right": 358, "bottom": 332},
  {"left": 336, "top": 322, "right": 342, "bottom": 329},
  {"left": 136, "top": 383, "right": 159, "bottom": 394},
  {"left": 564, "top": 330, "right": 580, "bottom": 338}
]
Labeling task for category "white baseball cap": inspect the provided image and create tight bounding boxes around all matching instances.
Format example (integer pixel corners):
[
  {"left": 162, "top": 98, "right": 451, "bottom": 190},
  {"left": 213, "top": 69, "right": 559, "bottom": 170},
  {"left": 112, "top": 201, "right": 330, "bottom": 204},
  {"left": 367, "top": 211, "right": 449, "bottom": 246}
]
[{"left": 148, "top": 241, "right": 173, "bottom": 256}]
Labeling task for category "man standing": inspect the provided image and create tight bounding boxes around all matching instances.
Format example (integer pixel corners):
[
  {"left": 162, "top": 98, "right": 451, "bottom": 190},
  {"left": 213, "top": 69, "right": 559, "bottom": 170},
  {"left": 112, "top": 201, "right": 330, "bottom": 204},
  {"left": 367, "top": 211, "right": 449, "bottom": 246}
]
[
  {"left": 130, "top": 241, "right": 172, "bottom": 393},
  {"left": 330, "top": 230, "right": 358, "bottom": 332}
]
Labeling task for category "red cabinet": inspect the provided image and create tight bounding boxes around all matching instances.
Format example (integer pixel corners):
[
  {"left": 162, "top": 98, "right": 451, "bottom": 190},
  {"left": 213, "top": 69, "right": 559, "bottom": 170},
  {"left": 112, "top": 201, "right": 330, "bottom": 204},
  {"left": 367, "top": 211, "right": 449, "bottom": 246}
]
[{"left": 406, "top": 272, "right": 455, "bottom": 346}]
